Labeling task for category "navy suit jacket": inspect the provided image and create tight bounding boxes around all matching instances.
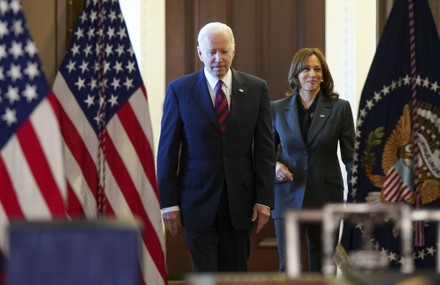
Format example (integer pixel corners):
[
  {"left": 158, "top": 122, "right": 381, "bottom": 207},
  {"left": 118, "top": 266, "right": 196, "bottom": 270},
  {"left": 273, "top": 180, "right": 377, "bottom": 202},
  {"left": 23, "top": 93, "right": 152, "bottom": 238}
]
[
  {"left": 271, "top": 93, "right": 355, "bottom": 219},
  {"left": 157, "top": 68, "right": 275, "bottom": 231}
]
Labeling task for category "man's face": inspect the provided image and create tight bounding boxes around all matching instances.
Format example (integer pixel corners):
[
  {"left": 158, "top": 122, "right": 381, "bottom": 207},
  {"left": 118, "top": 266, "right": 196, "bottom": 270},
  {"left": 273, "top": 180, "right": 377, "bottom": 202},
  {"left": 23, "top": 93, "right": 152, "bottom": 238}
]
[{"left": 197, "top": 32, "right": 235, "bottom": 80}]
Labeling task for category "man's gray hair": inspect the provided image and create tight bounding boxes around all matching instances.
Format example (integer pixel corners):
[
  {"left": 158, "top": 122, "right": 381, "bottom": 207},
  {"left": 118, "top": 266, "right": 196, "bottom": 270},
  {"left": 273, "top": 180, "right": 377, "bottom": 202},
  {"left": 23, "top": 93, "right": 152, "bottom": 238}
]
[{"left": 197, "top": 22, "right": 235, "bottom": 49}]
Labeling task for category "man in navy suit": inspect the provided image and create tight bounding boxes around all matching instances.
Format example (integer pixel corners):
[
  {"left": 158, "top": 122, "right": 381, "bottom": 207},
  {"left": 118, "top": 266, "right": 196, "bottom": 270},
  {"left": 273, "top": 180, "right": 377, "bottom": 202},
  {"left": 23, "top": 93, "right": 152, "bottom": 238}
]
[{"left": 157, "top": 22, "right": 275, "bottom": 272}]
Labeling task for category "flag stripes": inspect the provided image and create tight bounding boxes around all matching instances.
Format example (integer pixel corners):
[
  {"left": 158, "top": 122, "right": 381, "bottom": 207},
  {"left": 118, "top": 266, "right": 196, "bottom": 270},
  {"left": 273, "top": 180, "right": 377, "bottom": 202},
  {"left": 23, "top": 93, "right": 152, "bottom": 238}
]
[
  {"left": 1, "top": 96, "right": 66, "bottom": 220},
  {"left": 383, "top": 168, "right": 412, "bottom": 202},
  {"left": 52, "top": 0, "right": 167, "bottom": 275},
  {"left": 0, "top": 157, "right": 24, "bottom": 218}
]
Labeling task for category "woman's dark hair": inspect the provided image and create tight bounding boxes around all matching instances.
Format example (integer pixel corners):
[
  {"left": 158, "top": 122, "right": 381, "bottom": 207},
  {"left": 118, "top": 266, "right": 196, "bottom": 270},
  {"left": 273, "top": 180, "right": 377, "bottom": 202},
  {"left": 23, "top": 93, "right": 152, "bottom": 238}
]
[{"left": 287, "top": 47, "right": 339, "bottom": 100}]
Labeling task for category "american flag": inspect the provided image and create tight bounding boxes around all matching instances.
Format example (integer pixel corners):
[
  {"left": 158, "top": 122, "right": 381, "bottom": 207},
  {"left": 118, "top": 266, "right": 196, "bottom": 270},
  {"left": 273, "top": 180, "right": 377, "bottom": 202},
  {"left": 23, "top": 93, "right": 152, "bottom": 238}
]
[
  {"left": 52, "top": 0, "right": 167, "bottom": 284},
  {"left": 0, "top": 0, "right": 66, "bottom": 232}
]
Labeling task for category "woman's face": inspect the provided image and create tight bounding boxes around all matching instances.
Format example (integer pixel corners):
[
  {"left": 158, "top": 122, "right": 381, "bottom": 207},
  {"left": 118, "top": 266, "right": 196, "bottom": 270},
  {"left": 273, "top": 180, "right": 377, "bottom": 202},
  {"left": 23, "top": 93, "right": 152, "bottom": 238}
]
[{"left": 298, "top": 54, "right": 323, "bottom": 93}]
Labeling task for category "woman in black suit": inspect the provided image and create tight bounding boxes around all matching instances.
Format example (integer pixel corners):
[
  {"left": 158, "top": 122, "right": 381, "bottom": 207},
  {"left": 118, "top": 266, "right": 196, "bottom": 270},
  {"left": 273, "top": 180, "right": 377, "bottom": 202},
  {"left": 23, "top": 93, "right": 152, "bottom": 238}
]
[{"left": 271, "top": 48, "right": 355, "bottom": 272}]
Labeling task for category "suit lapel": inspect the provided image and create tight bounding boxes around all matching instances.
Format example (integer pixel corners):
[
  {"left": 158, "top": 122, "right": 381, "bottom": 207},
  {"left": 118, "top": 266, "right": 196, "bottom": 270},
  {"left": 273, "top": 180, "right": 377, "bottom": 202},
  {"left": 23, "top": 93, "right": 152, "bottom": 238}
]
[
  {"left": 286, "top": 95, "right": 306, "bottom": 147},
  {"left": 190, "top": 69, "right": 219, "bottom": 129},
  {"left": 307, "top": 94, "right": 332, "bottom": 144},
  {"left": 225, "top": 70, "right": 247, "bottom": 134}
]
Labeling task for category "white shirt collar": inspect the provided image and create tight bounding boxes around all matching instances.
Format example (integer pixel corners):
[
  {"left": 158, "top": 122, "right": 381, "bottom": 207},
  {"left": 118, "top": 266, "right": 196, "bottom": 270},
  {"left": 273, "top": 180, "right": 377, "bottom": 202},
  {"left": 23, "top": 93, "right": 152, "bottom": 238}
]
[{"left": 204, "top": 67, "right": 233, "bottom": 91}]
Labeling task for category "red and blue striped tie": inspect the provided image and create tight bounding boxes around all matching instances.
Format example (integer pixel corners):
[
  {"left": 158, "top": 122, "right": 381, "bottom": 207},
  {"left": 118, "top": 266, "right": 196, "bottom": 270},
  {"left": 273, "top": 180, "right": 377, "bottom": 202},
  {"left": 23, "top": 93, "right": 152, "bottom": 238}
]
[{"left": 215, "top": 81, "right": 229, "bottom": 133}]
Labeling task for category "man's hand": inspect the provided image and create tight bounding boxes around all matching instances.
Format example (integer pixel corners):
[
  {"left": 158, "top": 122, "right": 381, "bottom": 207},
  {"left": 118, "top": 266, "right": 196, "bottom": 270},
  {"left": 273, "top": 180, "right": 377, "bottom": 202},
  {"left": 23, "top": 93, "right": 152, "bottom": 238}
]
[
  {"left": 252, "top": 204, "right": 271, "bottom": 233},
  {"left": 162, "top": 210, "right": 182, "bottom": 236}
]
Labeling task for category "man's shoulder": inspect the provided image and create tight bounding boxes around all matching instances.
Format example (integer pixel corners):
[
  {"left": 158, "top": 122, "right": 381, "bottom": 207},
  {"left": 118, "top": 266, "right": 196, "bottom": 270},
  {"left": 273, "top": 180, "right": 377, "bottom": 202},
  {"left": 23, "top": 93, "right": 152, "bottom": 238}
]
[
  {"left": 232, "top": 69, "right": 265, "bottom": 84},
  {"left": 169, "top": 70, "right": 201, "bottom": 86}
]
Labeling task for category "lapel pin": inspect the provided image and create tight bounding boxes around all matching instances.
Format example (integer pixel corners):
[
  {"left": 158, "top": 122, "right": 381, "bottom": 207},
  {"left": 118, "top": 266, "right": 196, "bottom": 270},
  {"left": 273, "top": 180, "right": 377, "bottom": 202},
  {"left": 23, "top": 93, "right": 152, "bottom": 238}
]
[
  {"left": 239, "top": 88, "right": 244, "bottom": 93},
  {"left": 320, "top": 114, "right": 325, "bottom": 117}
]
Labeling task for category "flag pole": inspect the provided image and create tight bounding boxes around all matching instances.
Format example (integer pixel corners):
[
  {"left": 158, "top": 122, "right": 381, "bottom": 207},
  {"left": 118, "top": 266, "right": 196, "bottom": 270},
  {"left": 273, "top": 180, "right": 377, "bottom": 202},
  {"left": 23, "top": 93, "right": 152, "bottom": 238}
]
[
  {"left": 407, "top": 0, "right": 424, "bottom": 247},
  {"left": 97, "top": 0, "right": 107, "bottom": 218}
]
